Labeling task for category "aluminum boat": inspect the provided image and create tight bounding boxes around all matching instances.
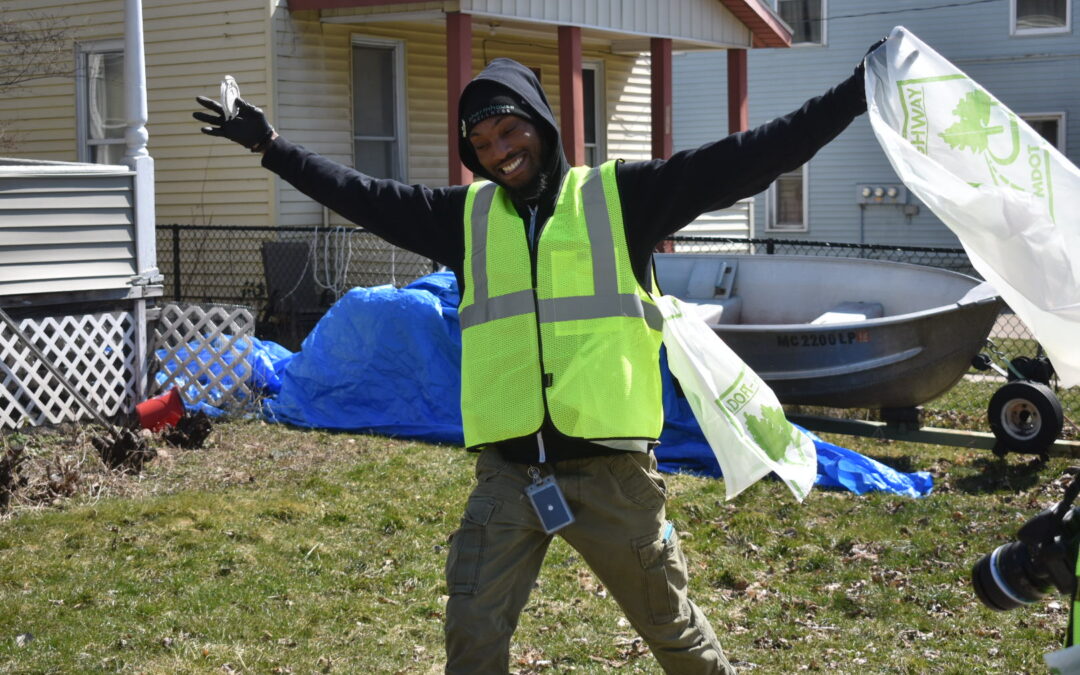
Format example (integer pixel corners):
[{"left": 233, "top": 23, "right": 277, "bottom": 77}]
[{"left": 653, "top": 253, "right": 1003, "bottom": 409}]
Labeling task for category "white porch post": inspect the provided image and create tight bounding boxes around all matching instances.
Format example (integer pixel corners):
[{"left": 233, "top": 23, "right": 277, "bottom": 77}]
[{"left": 123, "top": 0, "right": 157, "bottom": 402}]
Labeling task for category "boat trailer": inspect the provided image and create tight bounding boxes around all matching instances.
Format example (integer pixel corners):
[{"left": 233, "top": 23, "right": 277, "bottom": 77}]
[{"left": 791, "top": 343, "right": 1079, "bottom": 459}]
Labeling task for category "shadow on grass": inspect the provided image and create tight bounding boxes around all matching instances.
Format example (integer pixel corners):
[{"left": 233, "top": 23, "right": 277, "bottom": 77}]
[
  {"left": 862, "top": 454, "right": 921, "bottom": 474},
  {"left": 951, "top": 455, "right": 1048, "bottom": 495}
]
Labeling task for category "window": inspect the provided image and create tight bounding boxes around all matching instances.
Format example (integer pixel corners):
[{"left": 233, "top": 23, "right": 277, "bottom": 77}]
[
  {"left": 76, "top": 41, "right": 125, "bottom": 164},
  {"left": 1021, "top": 113, "right": 1065, "bottom": 149},
  {"left": 776, "top": 0, "right": 826, "bottom": 46},
  {"left": 766, "top": 165, "right": 807, "bottom": 232},
  {"left": 352, "top": 39, "right": 406, "bottom": 181},
  {"left": 582, "top": 63, "right": 605, "bottom": 166},
  {"left": 1012, "top": 0, "right": 1070, "bottom": 34}
]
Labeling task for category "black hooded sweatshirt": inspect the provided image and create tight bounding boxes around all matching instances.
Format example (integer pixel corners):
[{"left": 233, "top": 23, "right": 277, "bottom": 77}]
[{"left": 261, "top": 58, "right": 867, "bottom": 462}]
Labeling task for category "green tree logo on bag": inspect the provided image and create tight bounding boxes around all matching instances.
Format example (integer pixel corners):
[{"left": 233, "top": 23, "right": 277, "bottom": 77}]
[
  {"left": 940, "top": 90, "right": 1011, "bottom": 156},
  {"left": 718, "top": 368, "right": 807, "bottom": 465},
  {"left": 898, "top": 76, "right": 1055, "bottom": 222},
  {"left": 745, "top": 405, "right": 801, "bottom": 462}
]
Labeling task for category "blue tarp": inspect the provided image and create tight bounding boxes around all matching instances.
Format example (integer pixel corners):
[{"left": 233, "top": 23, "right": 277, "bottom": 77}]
[{"left": 237, "top": 272, "right": 931, "bottom": 497}]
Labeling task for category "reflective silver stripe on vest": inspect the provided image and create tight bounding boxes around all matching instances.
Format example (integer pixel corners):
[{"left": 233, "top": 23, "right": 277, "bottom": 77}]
[
  {"left": 461, "top": 291, "right": 661, "bottom": 331},
  {"left": 460, "top": 288, "right": 534, "bottom": 329},
  {"left": 461, "top": 168, "right": 661, "bottom": 332},
  {"left": 468, "top": 182, "right": 499, "bottom": 308},
  {"left": 581, "top": 168, "right": 618, "bottom": 298},
  {"left": 538, "top": 294, "right": 663, "bottom": 331}
]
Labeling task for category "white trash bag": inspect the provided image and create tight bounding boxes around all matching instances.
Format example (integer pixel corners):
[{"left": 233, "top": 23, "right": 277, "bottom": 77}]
[
  {"left": 656, "top": 295, "right": 816, "bottom": 502},
  {"left": 866, "top": 26, "right": 1080, "bottom": 386}
]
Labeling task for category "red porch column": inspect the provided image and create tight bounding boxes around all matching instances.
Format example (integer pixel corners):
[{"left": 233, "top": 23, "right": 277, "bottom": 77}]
[
  {"left": 650, "top": 37, "right": 672, "bottom": 160},
  {"left": 558, "top": 25, "right": 585, "bottom": 166},
  {"left": 727, "top": 48, "right": 749, "bottom": 133},
  {"left": 447, "top": 11, "right": 473, "bottom": 185}
]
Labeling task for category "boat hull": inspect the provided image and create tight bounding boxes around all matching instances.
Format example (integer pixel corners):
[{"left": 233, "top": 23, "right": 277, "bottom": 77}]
[{"left": 654, "top": 254, "right": 1003, "bottom": 409}]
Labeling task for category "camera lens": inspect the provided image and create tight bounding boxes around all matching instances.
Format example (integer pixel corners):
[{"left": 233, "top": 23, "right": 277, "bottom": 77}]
[{"left": 971, "top": 541, "right": 1052, "bottom": 611}]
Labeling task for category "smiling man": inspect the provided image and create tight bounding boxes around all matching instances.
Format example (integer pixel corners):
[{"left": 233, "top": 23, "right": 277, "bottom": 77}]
[
  {"left": 195, "top": 48, "right": 880, "bottom": 673},
  {"left": 462, "top": 85, "right": 546, "bottom": 192}
]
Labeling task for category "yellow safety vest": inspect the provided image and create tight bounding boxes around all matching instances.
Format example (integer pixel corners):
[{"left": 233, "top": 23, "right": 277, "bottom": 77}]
[{"left": 459, "top": 161, "right": 664, "bottom": 449}]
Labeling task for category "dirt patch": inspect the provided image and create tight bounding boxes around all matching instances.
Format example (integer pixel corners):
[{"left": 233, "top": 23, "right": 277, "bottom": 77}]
[
  {"left": 91, "top": 429, "right": 155, "bottom": 474},
  {"left": 0, "top": 444, "right": 27, "bottom": 511},
  {"left": 1, "top": 418, "right": 402, "bottom": 518},
  {"left": 163, "top": 412, "right": 213, "bottom": 449}
]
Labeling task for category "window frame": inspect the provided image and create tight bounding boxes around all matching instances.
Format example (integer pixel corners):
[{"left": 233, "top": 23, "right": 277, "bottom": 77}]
[
  {"left": 765, "top": 164, "right": 809, "bottom": 233},
  {"left": 349, "top": 35, "right": 408, "bottom": 182},
  {"left": 775, "top": 0, "right": 827, "bottom": 47},
  {"left": 74, "top": 39, "right": 126, "bottom": 165},
  {"left": 1010, "top": 0, "right": 1071, "bottom": 36},
  {"left": 582, "top": 60, "right": 606, "bottom": 166},
  {"left": 1020, "top": 111, "right": 1067, "bottom": 149}
]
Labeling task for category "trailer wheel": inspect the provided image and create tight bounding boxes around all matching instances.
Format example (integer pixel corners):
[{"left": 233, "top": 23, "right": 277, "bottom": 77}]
[{"left": 988, "top": 380, "right": 1063, "bottom": 455}]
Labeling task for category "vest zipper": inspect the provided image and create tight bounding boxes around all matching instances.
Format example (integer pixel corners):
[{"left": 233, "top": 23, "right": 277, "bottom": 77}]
[
  {"left": 529, "top": 204, "right": 551, "bottom": 464},
  {"left": 527, "top": 205, "right": 540, "bottom": 252}
]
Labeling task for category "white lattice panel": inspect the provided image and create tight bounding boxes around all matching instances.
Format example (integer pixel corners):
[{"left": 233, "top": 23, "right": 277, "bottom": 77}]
[
  {"left": 0, "top": 312, "right": 137, "bottom": 429},
  {"left": 151, "top": 304, "right": 253, "bottom": 410}
]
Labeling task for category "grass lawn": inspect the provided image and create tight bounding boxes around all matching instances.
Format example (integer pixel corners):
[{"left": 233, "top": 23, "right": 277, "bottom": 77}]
[{"left": 1, "top": 418, "right": 1076, "bottom": 673}]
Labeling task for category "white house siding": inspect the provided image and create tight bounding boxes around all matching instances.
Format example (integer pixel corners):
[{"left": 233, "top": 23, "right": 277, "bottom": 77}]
[
  {"left": 670, "top": 50, "right": 751, "bottom": 238},
  {"left": 462, "top": 0, "right": 752, "bottom": 48},
  {"left": 605, "top": 53, "right": 654, "bottom": 162},
  {"left": 672, "top": 50, "right": 729, "bottom": 156},
  {"left": 673, "top": 0, "right": 1080, "bottom": 248},
  {"left": 272, "top": 13, "right": 452, "bottom": 227},
  {"left": 678, "top": 198, "right": 753, "bottom": 239},
  {"left": 0, "top": 0, "right": 120, "bottom": 163},
  {"left": 146, "top": 0, "right": 275, "bottom": 227},
  {"left": 274, "top": 11, "right": 655, "bottom": 229},
  {"left": 0, "top": 0, "right": 275, "bottom": 227},
  {"left": 0, "top": 165, "right": 136, "bottom": 297}
]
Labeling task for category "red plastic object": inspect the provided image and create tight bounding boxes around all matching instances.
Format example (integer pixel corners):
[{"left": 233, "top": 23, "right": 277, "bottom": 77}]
[{"left": 135, "top": 388, "right": 184, "bottom": 431}]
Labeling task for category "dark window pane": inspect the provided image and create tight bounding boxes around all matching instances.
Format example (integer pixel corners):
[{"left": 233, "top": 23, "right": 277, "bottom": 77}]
[
  {"left": 775, "top": 168, "right": 804, "bottom": 225},
  {"left": 777, "top": 0, "right": 822, "bottom": 44},
  {"left": 1026, "top": 118, "right": 1060, "bottom": 147},
  {"left": 1016, "top": 0, "right": 1067, "bottom": 28},
  {"left": 91, "top": 142, "right": 125, "bottom": 165},
  {"left": 353, "top": 46, "right": 395, "bottom": 137},
  {"left": 583, "top": 68, "right": 597, "bottom": 145},
  {"left": 88, "top": 51, "right": 125, "bottom": 141},
  {"left": 354, "top": 140, "right": 393, "bottom": 178}
]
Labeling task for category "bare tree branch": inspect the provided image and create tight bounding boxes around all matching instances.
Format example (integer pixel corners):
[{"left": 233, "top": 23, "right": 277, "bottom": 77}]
[
  {"left": 0, "top": 11, "right": 73, "bottom": 150},
  {"left": 0, "top": 12, "right": 73, "bottom": 89}
]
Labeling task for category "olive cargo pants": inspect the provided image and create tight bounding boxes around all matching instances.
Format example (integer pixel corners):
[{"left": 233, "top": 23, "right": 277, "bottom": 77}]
[{"left": 444, "top": 447, "right": 734, "bottom": 674}]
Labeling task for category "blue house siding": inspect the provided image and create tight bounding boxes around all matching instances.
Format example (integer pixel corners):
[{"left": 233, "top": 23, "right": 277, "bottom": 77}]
[{"left": 673, "top": 0, "right": 1080, "bottom": 246}]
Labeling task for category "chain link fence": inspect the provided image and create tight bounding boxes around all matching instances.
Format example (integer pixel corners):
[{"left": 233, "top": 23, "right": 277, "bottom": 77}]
[
  {"left": 156, "top": 225, "right": 1076, "bottom": 436},
  {"left": 157, "top": 225, "right": 437, "bottom": 350}
]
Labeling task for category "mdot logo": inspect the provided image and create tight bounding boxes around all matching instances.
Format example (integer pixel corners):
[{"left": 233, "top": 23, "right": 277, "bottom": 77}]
[
  {"left": 717, "top": 367, "right": 760, "bottom": 415},
  {"left": 898, "top": 75, "right": 1056, "bottom": 223}
]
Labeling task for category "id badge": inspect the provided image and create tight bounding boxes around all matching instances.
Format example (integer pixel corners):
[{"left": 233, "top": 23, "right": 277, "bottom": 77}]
[{"left": 525, "top": 474, "right": 574, "bottom": 534}]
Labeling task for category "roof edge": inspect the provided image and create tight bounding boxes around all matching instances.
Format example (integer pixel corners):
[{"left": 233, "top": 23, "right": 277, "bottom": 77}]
[{"left": 716, "top": 0, "right": 792, "bottom": 48}]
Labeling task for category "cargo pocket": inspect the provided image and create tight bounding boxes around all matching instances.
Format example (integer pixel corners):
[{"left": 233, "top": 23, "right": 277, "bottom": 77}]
[
  {"left": 608, "top": 453, "right": 667, "bottom": 509},
  {"left": 445, "top": 496, "right": 497, "bottom": 596},
  {"left": 634, "top": 529, "right": 689, "bottom": 625}
]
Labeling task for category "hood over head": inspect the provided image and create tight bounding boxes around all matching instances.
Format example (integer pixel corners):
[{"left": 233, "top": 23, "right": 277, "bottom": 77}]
[{"left": 458, "top": 58, "right": 569, "bottom": 204}]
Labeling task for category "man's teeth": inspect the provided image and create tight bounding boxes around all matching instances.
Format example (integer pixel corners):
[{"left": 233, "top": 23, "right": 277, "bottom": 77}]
[{"left": 501, "top": 156, "right": 523, "bottom": 174}]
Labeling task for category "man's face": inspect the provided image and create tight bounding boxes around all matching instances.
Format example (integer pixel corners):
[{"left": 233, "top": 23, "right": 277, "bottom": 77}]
[{"left": 468, "top": 115, "right": 544, "bottom": 192}]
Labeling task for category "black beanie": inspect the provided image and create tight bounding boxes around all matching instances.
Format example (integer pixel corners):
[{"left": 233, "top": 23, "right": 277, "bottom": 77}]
[{"left": 460, "top": 81, "right": 534, "bottom": 138}]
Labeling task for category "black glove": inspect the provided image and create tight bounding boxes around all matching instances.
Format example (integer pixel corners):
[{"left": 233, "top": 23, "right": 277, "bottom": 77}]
[
  {"left": 193, "top": 96, "right": 275, "bottom": 152},
  {"left": 855, "top": 36, "right": 889, "bottom": 79}
]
